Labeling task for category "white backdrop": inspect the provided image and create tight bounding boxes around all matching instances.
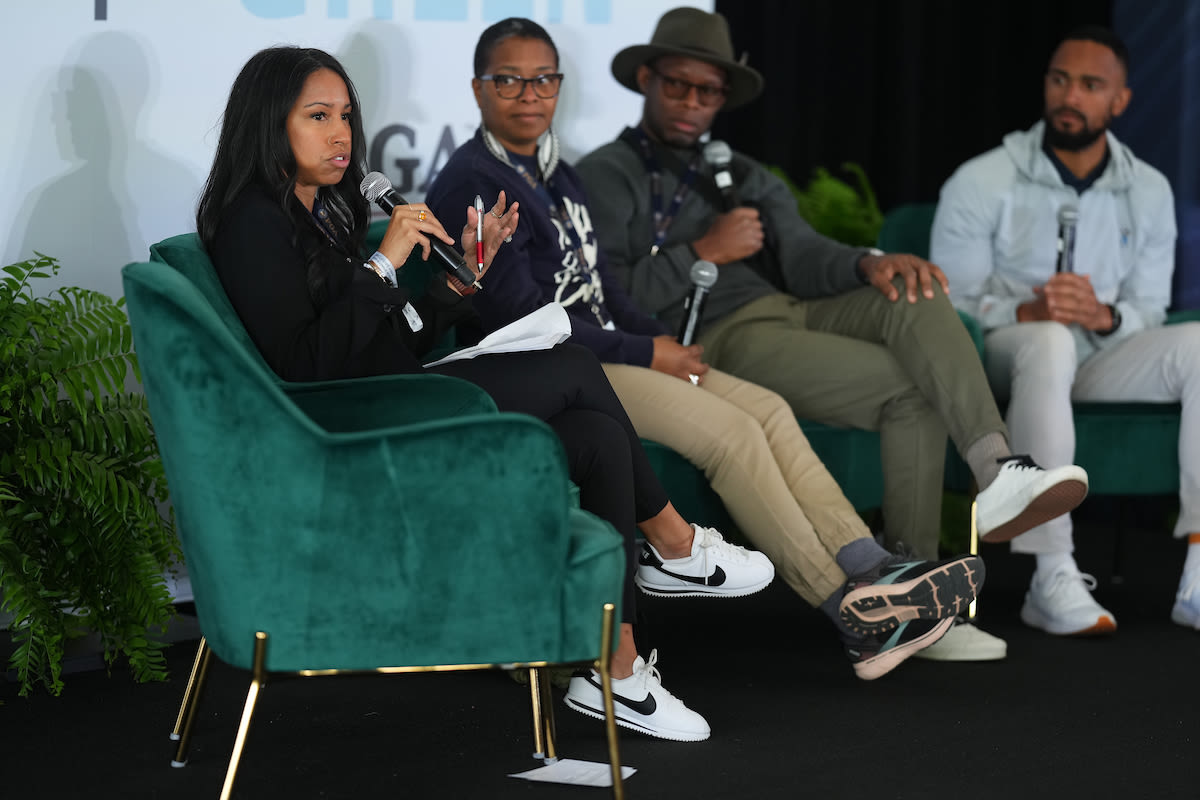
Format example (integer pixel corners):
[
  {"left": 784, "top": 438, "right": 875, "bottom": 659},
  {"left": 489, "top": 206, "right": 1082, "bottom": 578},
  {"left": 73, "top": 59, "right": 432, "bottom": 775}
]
[{"left": 1, "top": 0, "right": 709, "bottom": 300}]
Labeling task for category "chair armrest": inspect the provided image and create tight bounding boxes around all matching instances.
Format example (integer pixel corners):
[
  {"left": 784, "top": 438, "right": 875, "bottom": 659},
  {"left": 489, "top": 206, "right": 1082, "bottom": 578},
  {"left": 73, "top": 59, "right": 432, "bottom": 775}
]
[
  {"left": 956, "top": 310, "right": 985, "bottom": 360},
  {"left": 285, "top": 373, "right": 497, "bottom": 432},
  {"left": 1167, "top": 309, "right": 1200, "bottom": 325},
  {"left": 230, "top": 412, "right": 585, "bottom": 669}
]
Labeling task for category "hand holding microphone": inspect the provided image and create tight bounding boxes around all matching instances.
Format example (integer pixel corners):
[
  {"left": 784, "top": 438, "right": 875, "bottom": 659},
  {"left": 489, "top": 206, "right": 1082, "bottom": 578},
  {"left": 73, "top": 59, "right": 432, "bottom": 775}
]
[
  {"left": 360, "top": 171, "right": 483, "bottom": 291},
  {"left": 692, "top": 140, "right": 763, "bottom": 263},
  {"left": 677, "top": 260, "right": 718, "bottom": 347},
  {"left": 1056, "top": 203, "right": 1078, "bottom": 274},
  {"left": 651, "top": 336, "right": 709, "bottom": 385}
]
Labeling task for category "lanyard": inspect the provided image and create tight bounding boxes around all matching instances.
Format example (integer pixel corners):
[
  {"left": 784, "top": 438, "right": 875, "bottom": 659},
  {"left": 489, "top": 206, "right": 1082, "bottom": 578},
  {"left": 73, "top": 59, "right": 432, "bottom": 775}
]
[
  {"left": 631, "top": 127, "right": 703, "bottom": 256},
  {"left": 502, "top": 154, "right": 613, "bottom": 330},
  {"left": 505, "top": 158, "right": 592, "bottom": 272}
]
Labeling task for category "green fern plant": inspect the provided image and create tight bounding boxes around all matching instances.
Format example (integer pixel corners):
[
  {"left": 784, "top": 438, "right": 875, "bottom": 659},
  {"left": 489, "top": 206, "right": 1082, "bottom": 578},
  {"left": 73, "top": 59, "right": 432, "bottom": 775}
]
[
  {"left": 0, "top": 253, "right": 180, "bottom": 696},
  {"left": 769, "top": 162, "right": 884, "bottom": 247}
]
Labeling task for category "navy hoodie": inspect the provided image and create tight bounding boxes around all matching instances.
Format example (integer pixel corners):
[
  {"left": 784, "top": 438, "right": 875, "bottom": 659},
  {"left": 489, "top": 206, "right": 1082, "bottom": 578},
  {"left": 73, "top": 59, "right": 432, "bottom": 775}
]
[{"left": 426, "top": 129, "right": 668, "bottom": 367}]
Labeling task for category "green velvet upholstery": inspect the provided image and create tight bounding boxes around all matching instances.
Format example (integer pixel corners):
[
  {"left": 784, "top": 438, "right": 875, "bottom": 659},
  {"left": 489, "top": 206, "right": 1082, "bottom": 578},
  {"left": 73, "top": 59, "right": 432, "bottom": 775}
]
[
  {"left": 878, "top": 202, "right": 1195, "bottom": 499},
  {"left": 122, "top": 259, "right": 625, "bottom": 673}
]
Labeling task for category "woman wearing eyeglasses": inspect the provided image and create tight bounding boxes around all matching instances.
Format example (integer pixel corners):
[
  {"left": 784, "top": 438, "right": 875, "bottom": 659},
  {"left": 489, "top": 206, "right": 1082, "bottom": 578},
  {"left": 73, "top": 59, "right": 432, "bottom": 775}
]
[{"left": 426, "top": 17, "right": 984, "bottom": 735}]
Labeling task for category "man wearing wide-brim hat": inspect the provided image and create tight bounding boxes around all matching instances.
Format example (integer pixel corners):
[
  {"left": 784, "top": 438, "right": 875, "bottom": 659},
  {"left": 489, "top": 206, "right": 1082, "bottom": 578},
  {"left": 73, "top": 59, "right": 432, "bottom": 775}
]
[{"left": 577, "top": 6, "right": 1091, "bottom": 665}]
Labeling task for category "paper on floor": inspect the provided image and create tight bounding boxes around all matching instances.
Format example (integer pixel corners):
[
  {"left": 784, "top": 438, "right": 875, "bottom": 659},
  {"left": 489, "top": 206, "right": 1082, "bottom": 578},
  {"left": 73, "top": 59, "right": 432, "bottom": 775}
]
[{"left": 509, "top": 758, "right": 636, "bottom": 787}]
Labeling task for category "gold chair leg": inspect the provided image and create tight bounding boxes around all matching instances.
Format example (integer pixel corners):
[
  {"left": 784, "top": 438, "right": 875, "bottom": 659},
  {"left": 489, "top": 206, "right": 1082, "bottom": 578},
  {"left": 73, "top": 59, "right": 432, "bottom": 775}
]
[
  {"left": 528, "top": 667, "right": 559, "bottom": 763},
  {"left": 968, "top": 500, "right": 979, "bottom": 619},
  {"left": 528, "top": 668, "right": 549, "bottom": 762},
  {"left": 597, "top": 603, "right": 624, "bottom": 800},
  {"left": 219, "top": 631, "right": 269, "bottom": 800},
  {"left": 538, "top": 670, "right": 558, "bottom": 763},
  {"left": 171, "top": 637, "right": 213, "bottom": 767}
]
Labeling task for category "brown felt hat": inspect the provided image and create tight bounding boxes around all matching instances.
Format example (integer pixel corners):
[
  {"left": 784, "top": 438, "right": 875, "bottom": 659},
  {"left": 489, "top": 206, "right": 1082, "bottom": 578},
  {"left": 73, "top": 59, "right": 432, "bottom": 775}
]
[{"left": 611, "top": 6, "right": 764, "bottom": 110}]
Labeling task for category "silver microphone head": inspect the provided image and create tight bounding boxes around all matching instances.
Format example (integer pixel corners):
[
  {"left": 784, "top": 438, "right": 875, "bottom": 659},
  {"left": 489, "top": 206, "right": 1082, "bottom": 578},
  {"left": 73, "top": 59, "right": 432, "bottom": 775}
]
[
  {"left": 1057, "top": 204, "right": 1079, "bottom": 227},
  {"left": 702, "top": 140, "right": 733, "bottom": 168},
  {"left": 690, "top": 260, "right": 719, "bottom": 289},
  {"left": 360, "top": 171, "right": 393, "bottom": 203}
]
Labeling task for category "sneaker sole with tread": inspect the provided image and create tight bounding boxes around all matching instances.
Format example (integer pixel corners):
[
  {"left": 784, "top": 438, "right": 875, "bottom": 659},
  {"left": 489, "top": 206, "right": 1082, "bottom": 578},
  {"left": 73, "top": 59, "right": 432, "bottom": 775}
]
[
  {"left": 840, "top": 557, "right": 985, "bottom": 636},
  {"left": 1020, "top": 603, "right": 1117, "bottom": 636},
  {"left": 634, "top": 573, "right": 773, "bottom": 599},
  {"left": 854, "top": 617, "right": 956, "bottom": 680},
  {"left": 979, "top": 478, "right": 1088, "bottom": 543}
]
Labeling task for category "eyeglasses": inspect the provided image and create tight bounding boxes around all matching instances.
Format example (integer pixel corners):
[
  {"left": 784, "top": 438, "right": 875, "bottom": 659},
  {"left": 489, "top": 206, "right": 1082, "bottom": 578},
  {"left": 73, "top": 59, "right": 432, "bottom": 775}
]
[
  {"left": 478, "top": 73, "right": 564, "bottom": 99},
  {"left": 649, "top": 67, "right": 727, "bottom": 107}
]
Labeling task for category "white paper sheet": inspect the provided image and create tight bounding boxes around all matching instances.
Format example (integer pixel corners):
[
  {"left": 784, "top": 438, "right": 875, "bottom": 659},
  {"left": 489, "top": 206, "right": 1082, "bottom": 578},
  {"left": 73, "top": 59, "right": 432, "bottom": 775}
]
[
  {"left": 508, "top": 758, "right": 637, "bottom": 787},
  {"left": 424, "top": 303, "right": 572, "bottom": 367}
]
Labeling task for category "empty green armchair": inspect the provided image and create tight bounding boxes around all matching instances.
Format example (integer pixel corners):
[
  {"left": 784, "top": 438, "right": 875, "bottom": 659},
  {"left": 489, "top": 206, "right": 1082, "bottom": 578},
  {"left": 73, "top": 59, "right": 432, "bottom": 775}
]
[{"left": 122, "top": 258, "right": 629, "bottom": 798}]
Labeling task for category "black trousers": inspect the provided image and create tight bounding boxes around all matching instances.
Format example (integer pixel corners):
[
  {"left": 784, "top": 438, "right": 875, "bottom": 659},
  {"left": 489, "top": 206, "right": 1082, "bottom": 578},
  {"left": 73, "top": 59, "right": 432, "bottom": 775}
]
[{"left": 431, "top": 343, "right": 669, "bottom": 622}]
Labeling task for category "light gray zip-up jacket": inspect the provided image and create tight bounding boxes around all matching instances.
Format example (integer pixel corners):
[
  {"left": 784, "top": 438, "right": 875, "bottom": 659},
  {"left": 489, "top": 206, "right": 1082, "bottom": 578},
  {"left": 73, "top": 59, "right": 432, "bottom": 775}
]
[{"left": 931, "top": 120, "right": 1176, "bottom": 350}]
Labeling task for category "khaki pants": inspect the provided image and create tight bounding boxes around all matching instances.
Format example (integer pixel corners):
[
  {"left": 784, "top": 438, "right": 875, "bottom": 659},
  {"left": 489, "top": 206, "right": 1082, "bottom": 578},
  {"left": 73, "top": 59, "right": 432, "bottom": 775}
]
[
  {"left": 602, "top": 363, "right": 868, "bottom": 605},
  {"left": 698, "top": 284, "right": 1006, "bottom": 559}
]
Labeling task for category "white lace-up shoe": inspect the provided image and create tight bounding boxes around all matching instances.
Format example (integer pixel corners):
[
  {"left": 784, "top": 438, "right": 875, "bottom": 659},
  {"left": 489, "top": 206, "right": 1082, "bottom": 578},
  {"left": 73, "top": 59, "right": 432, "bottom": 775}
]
[
  {"left": 975, "top": 456, "right": 1089, "bottom": 543},
  {"left": 635, "top": 524, "right": 775, "bottom": 598},
  {"left": 913, "top": 618, "right": 1007, "bottom": 661},
  {"left": 1020, "top": 567, "right": 1117, "bottom": 635},
  {"left": 1171, "top": 573, "right": 1200, "bottom": 630},
  {"left": 563, "top": 650, "right": 711, "bottom": 742}
]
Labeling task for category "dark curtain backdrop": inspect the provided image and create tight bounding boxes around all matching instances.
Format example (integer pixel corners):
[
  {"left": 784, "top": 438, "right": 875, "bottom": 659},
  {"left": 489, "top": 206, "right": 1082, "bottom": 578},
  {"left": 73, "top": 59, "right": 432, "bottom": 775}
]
[{"left": 711, "top": 0, "right": 1113, "bottom": 213}]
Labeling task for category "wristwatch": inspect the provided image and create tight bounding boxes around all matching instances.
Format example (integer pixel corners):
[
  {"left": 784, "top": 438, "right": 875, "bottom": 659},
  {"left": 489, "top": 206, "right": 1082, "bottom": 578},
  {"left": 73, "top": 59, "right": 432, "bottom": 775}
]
[
  {"left": 1097, "top": 303, "right": 1122, "bottom": 336},
  {"left": 856, "top": 247, "right": 885, "bottom": 282}
]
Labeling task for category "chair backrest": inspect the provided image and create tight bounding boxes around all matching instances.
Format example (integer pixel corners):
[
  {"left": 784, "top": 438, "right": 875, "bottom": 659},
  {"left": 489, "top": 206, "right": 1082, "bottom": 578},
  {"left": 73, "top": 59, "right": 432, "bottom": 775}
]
[
  {"left": 876, "top": 203, "right": 938, "bottom": 260},
  {"left": 149, "top": 233, "right": 275, "bottom": 375}
]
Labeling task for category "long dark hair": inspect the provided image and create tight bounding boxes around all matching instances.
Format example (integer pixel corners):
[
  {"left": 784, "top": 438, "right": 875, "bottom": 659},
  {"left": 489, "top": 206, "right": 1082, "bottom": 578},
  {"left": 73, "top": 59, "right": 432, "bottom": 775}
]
[{"left": 196, "top": 46, "right": 370, "bottom": 260}]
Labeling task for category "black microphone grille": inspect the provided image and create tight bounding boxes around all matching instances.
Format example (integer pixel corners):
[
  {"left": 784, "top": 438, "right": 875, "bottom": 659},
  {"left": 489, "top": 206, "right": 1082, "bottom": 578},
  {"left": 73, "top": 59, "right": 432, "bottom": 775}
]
[
  {"left": 702, "top": 140, "right": 733, "bottom": 167},
  {"left": 360, "top": 171, "right": 393, "bottom": 203},
  {"left": 1057, "top": 204, "right": 1079, "bottom": 227},
  {"left": 690, "top": 260, "right": 719, "bottom": 288}
]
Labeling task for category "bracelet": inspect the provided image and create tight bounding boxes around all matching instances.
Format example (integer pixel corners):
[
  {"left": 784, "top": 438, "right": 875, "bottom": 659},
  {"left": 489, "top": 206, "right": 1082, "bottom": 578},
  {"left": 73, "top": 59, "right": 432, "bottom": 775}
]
[
  {"left": 1097, "top": 303, "right": 1122, "bottom": 337},
  {"left": 366, "top": 251, "right": 397, "bottom": 287}
]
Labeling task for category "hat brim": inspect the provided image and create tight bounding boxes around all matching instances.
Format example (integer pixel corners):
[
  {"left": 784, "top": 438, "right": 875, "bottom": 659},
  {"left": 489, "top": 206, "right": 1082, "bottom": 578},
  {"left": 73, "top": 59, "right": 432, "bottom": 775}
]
[{"left": 611, "top": 43, "right": 764, "bottom": 111}]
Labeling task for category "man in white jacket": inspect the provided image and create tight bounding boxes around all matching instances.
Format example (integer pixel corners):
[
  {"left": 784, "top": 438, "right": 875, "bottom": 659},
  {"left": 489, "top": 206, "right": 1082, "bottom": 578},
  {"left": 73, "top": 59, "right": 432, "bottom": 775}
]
[{"left": 932, "top": 25, "right": 1200, "bottom": 636}]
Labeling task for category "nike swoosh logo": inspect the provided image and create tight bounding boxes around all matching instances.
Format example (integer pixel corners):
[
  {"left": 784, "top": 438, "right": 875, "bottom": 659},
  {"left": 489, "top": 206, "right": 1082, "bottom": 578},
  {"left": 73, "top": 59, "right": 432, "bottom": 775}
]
[
  {"left": 585, "top": 674, "right": 657, "bottom": 716},
  {"left": 646, "top": 564, "right": 727, "bottom": 587}
]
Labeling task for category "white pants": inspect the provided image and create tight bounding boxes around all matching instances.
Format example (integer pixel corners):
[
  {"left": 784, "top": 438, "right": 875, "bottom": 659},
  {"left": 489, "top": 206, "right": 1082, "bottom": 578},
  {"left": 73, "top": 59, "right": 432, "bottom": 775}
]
[{"left": 983, "top": 321, "right": 1200, "bottom": 553}]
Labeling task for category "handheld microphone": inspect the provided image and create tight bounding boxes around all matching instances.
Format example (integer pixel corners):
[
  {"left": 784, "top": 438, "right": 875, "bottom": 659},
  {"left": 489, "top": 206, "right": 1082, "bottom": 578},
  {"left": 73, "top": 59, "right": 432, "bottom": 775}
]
[
  {"left": 1056, "top": 204, "right": 1078, "bottom": 274},
  {"left": 359, "top": 171, "right": 482, "bottom": 291},
  {"left": 702, "top": 140, "right": 741, "bottom": 211},
  {"left": 677, "top": 260, "right": 719, "bottom": 347}
]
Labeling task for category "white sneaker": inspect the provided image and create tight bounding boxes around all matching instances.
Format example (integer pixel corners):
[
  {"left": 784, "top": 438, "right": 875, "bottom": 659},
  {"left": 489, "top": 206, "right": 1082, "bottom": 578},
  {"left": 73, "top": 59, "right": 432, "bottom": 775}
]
[
  {"left": 1020, "top": 567, "right": 1117, "bottom": 635},
  {"left": 975, "top": 456, "right": 1088, "bottom": 543},
  {"left": 912, "top": 618, "right": 1007, "bottom": 661},
  {"left": 563, "top": 650, "right": 710, "bottom": 742},
  {"left": 1171, "top": 573, "right": 1200, "bottom": 630},
  {"left": 635, "top": 524, "right": 775, "bottom": 598}
]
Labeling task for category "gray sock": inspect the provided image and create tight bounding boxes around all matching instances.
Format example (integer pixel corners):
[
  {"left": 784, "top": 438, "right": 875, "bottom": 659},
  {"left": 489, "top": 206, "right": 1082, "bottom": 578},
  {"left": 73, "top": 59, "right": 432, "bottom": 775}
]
[
  {"left": 965, "top": 432, "right": 1011, "bottom": 490},
  {"left": 822, "top": 538, "right": 893, "bottom": 638},
  {"left": 835, "top": 537, "right": 892, "bottom": 579}
]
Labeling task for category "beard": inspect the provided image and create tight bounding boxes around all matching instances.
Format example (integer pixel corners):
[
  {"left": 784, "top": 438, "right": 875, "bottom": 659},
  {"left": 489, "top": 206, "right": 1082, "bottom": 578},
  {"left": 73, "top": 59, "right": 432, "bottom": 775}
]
[{"left": 1043, "top": 107, "right": 1109, "bottom": 152}]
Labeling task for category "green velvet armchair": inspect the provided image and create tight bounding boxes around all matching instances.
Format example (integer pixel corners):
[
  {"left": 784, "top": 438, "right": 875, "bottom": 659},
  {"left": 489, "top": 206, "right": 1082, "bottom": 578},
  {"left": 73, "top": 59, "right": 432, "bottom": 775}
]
[{"left": 122, "top": 256, "right": 629, "bottom": 798}]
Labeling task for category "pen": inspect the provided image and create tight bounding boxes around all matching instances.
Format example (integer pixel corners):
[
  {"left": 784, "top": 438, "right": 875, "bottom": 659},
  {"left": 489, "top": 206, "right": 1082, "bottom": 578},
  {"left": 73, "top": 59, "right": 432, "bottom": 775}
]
[{"left": 474, "top": 194, "right": 485, "bottom": 278}]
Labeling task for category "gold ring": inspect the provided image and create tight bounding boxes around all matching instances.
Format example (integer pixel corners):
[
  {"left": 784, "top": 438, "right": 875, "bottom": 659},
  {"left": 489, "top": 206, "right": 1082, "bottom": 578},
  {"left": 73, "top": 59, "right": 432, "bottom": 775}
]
[
  {"left": 491, "top": 210, "right": 503, "bottom": 219},
  {"left": 417, "top": 210, "right": 427, "bottom": 221}
]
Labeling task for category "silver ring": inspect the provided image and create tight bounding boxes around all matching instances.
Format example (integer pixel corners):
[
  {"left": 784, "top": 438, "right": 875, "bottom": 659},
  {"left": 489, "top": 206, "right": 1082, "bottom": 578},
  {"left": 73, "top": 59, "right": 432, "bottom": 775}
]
[
  {"left": 491, "top": 210, "right": 503, "bottom": 219},
  {"left": 688, "top": 373, "right": 700, "bottom": 386}
]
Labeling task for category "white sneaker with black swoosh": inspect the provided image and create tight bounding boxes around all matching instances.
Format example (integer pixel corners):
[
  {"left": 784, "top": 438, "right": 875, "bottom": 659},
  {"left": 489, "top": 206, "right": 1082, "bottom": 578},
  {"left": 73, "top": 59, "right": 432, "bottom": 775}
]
[
  {"left": 563, "top": 649, "right": 710, "bottom": 742},
  {"left": 635, "top": 524, "right": 775, "bottom": 598}
]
